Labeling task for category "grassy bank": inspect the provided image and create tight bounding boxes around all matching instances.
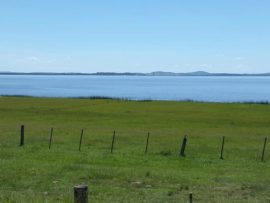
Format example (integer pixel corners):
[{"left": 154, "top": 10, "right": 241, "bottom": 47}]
[{"left": 0, "top": 96, "right": 269, "bottom": 202}]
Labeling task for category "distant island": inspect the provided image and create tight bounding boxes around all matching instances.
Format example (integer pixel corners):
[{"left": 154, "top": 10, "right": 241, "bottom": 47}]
[{"left": 1, "top": 71, "right": 270, "bottom": 76}]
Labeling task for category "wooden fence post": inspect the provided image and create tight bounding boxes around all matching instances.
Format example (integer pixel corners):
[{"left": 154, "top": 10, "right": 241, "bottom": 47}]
[
  {"left": 110, "top": 131, "right": 116, "bottom": 153},
  {"left": 49, "top": 128, "right": 53, "bottom": 149},
  {"left": 74, "top": 185, "right": 88, "bottom": 203},
  {"left": 20, "top": 125, "right": 24, "bottom": 146},
  {"left": 220, "top": 136, "right": 225, "bottom": 160},
  {"left": 261, "top": 137, "right": 268, "bottom": 162},
  {"left": 79, "top": 129, "right": 84, "bottom": 151},
  {"left": 145, "top": 132, "right": 150, "bottom": 154},
  {"left": 189, "top": 192, "right": 193, "bottom": 203},
  {"left": 180, "top": 135, "right": 187, "bottom": 157}
]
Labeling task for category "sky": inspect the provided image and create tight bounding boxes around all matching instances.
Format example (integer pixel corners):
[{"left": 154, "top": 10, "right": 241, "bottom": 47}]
[{"left": 0, "top": 0, "right": 270, "bottom": 73}]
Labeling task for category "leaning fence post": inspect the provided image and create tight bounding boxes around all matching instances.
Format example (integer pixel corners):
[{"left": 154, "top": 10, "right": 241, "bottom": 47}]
[
  {"left": 189, "top": 192, "right": 193, "bottom": 203},
  {"left": 144, "top": 132, "right": 150, "bottom": 154},
  {"left": 79, "top": 129, "right": 84, "bottom": 151},
  {"left": 220, "top": 136, "right": 225, "bottom": 160},
  {"left": 74, "top": 185, "right": 88, "bottom": 203},
  {"left": 48, "top": 128, "right": 53, "bottom": 149},
  {"left": 261, "top": 137, "right": 268, "bottom": 162},
  {"left": 111, "top": 130, "right": 116, "bottom": 153},
  {"left": 20, "top": 125, "right": 24, "bottom": 146},
  {"left": 179, "top": 135, "right": 187, "bottom": 156}
]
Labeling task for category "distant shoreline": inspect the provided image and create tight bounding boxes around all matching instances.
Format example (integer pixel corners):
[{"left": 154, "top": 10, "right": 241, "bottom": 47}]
[
  {"left": 1, "top": 71, "right": 270, "bottom": 76},
  {"left": 1, "top": 95, "right": 269, "bottom": 105}
]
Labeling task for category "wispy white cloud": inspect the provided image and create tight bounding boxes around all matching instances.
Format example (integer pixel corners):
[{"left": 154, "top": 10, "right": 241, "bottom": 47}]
[
  {"left": 199, "top": 64, "right": 213, "bottom": 68},
  {"left": 47, "top": 59, "right": 56, "bottom": 64},
  {"left": 235, "top": 56, "right": 245, "bottom": 61},
  {"left": 172, "top": 64, "right": 180, "bottom": 68},
  {"left": 25, "top": 56, "right": 39, "bottom": 63}
]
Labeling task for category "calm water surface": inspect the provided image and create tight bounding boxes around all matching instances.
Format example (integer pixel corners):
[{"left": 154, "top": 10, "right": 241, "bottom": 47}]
[{"left": 0, "top": 75, "right": 270, "bottom": 102}]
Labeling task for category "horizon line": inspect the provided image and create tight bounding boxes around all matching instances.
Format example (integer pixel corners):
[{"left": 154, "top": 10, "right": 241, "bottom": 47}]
[{"left": 0, "top": 70, "right": 270, "bottom": 75}]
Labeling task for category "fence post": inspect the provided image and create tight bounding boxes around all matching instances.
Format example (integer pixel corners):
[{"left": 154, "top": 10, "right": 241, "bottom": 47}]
[
  {"left": 179, "top": 135, "right": 187, "bottom": 156},
  {"left": 49, "top": 128, "right": 53, "bottom": 149},
  {"left": 189, "top": 192, "right": 193, "bottom": 203},
  {"left": 74, "top": 185, "right": 88, "bottom": 203},
  {"left": 220, "top": 136, "right": 225, "bottom": 160},
  {"left": 79, "top": 129, "right": 84, "bottom": 151},
  {"left": 145, "top": 132, "right": 150, "bottom": 154},
  {"left": 261, "top": 137, "right": 268, "bottom": 162},
  {"left": 111, "top": 131, "right": 116, "bottom": 153},
  {"left": 20, "top": 125, "right": 24, "bottom": 146}
]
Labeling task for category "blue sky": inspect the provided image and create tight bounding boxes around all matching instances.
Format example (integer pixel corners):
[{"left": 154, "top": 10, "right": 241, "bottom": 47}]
[{"left": 0, "top": 0, "right": 269, "bottom": 73}]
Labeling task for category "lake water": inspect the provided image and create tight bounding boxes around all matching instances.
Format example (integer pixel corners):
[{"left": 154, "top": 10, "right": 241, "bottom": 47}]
[{"left": 0, "top": 75, "right": 270, "bottom": 102}]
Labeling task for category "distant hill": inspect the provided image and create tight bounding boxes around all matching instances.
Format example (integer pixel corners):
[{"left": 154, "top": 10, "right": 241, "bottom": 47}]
[
  {"left": 147, "top": 71, "right": 270, "bottom": 76},
  {"left": 1, "top": 71, "right": 270, "bottom": 76},
  {"left": 148, "top": 71, "right": 212, "bottom": 76}
]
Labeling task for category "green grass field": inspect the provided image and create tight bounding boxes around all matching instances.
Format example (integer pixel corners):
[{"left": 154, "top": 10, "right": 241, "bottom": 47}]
[{"left": 0, "top": 96, "right": 269, "bottom": 202}]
